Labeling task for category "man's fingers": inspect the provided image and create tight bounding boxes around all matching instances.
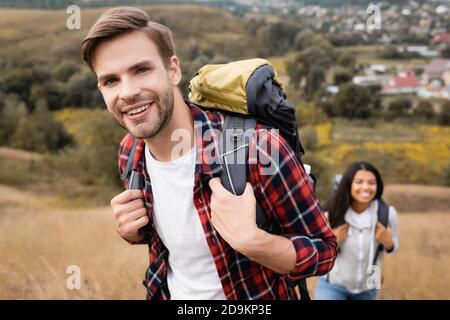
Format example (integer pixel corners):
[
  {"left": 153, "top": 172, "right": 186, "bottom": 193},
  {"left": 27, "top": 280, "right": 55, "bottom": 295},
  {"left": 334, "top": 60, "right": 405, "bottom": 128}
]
[
  {"left": 209, "top": 177, "right": 233, "bottom": 199},
  {"left": 127, "top": 215, "right": 150, "bottom": 232},
  {"left": 112, "top": 198, "right": 145, "bottom": 218},
  {"left": 208, "top": 177, "right": 225, "bottom": 193},
  {"left": 117, "top": 207, "right": 148, "bottom": 227},
  {"left": 111, "top": 189, "right": 143, "bottom": 205}
]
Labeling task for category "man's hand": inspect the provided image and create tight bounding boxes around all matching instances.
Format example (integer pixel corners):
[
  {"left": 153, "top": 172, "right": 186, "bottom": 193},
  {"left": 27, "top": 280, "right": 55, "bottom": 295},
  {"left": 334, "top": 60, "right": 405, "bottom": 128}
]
[
  {"left": 208, "top": 177, "right": 259, "bottom": 252},
  {"left": 333, "top": 224, "right": 349, "bottom": 246},
  {"left": 208, "top": 177, "right": 296, "bottom": 274},
  {"left": 375, "top": 222, "right": 394, "bottom": 250},
  {"left": 111, "top": 190, "right": 149, "bottom": 243}
]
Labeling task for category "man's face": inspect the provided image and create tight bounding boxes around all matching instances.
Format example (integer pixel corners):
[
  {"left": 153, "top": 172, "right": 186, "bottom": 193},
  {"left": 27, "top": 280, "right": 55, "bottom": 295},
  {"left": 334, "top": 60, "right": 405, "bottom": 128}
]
[{"left": 93, "top": 30, "right": 180, "bottom": 139}]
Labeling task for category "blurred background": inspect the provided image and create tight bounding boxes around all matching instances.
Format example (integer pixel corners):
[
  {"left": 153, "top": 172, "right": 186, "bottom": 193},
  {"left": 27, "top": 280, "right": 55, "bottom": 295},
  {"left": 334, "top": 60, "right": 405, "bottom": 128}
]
[{"left": 0, "top": 0, "right": 449, "bottom": 299}]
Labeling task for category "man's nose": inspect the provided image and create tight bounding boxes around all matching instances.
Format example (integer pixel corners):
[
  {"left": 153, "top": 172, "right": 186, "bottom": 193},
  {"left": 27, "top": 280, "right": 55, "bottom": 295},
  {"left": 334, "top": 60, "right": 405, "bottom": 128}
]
[{"left": 119, "top": 77, "right": 141, "bottom": 101}]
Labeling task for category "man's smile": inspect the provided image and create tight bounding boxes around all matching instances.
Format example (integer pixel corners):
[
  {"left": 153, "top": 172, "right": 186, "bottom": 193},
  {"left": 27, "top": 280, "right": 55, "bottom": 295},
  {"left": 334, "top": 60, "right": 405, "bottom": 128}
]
[{"left": 122, "top": 101, "right": 155, "bottom": 121}]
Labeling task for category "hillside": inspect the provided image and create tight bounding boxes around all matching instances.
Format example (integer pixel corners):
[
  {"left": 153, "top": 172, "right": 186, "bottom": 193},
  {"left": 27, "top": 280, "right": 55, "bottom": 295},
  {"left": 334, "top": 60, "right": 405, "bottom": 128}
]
[{"left": 0, "top": 5, "right": 248, "bottom": 65}]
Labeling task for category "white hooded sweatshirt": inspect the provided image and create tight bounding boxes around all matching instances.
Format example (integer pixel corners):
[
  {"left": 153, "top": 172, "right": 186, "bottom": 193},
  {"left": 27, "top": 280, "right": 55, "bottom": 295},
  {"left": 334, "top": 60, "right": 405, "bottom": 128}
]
[{"left": 327, "top": 199, "right": 399, "bottom": 293}]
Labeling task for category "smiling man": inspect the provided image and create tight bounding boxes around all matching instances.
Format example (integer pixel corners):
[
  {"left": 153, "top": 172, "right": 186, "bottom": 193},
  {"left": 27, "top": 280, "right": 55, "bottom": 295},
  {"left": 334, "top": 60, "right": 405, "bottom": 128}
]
[{"left": 81, "top": 6, "right": 337, "bottom": 300}]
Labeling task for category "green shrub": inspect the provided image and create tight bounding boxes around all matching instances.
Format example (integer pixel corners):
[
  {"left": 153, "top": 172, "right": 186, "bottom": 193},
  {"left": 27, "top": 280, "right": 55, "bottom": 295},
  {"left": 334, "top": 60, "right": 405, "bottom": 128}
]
[
  {"left": 301, "top": 124, "right": 318, "bottom": 151},
  {"left": 10, "top": 99, "right": 72, "bottom": 152}
]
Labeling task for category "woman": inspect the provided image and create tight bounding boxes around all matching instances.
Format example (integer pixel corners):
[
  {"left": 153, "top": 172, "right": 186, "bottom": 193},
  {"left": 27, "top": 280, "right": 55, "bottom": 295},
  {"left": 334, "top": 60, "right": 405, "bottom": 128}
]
[{"left": 315, "top": 161, "right": 399, "bottom": 300}]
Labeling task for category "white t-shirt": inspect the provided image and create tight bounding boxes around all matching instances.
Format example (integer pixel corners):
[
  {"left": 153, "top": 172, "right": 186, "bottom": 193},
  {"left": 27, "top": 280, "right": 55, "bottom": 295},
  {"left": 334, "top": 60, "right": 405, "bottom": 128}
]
[{"left": 145, "top": 145, "right": 226, "bottom": 300}]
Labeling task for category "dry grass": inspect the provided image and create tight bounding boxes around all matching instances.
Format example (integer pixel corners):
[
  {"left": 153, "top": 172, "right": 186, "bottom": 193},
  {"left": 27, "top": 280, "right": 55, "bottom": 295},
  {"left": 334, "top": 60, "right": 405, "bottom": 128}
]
[
  {"left": 307, "top": 211, "right": 450, "bottom": 300},
  {"left": 0, "top": 185, "right": 148, "bottom": 299},
  {"left": 1, "top": 183, "right": 449, "bottom": 300},
  {"left": 0, "top": 147, "right": 43, "bottom": 162}
]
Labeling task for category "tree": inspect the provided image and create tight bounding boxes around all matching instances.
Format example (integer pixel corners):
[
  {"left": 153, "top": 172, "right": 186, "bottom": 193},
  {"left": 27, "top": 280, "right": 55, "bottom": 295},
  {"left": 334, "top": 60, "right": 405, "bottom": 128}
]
[
  {"left": 293, "top": 29, "right": 314, "bottom": 51},
  {"left": 10, "top": 99, "right": 72, "bottom": 152},
  {"left": 333, "top": 68, "right": 354, "bottom": 85},
  {"left": 337, "top": 52, "right": 356, "bottom": 69},
  {"left": 11, "top": 116, "right": 47, "bottom": 152},
  {"left": 306, "top": 65, "right": 326, "bottom": 98},
  {"left": 439, "top": 101, "right": 450, "bottom": 126},
  {"left": 296, "top": 101, "right": 328, "bottom": 126},
  {"left": 387, "top": 98, "right": 412, "bottom": 119},
  {"left": 413, "top": 100, "right": 435, "bottom": 121},
  {"left": 301, "top": 124, "right": 318, "bottom": 151},
  {"left": 441, "top": 46, "right": 450, "bottom": 59},
  {"left": 286, "top": 46, "right": 332, "bottom": 90},
  {"left": 53, "top": 60, "right": 80, "bottom": 82},
  {"left": 328, "top": 33, "right": 364, "bottom": 47},
  {"left": 63, "top": 69, "right": 102, "bottom": 108},
  {"left": 0, "top": 68, "right": 35, "bottom": 108},
  {"left": 256, "top": 21, "right": 300, "bottom": 57},
  {"left": 0, "top": 95, "right": 28, "bottom": 145},
  {"left": 333, "top": 84, "right": 374, "bottom": 119}
]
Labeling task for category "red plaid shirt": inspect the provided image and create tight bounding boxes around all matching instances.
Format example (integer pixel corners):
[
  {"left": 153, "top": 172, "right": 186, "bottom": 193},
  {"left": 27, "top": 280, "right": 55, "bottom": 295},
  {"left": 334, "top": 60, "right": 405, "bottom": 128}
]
[{"left": 117, "top": 102, "right": 337, "bottom": 300}]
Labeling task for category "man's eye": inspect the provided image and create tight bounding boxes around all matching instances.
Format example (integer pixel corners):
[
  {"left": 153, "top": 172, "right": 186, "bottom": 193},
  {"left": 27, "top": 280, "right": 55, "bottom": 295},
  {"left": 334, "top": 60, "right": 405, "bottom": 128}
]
[
  {"left": 104, "top": 79, "right": 117, "bottom": 86},
  {"left": 137, "top": 67, "right": 150, "bottom": 73}
]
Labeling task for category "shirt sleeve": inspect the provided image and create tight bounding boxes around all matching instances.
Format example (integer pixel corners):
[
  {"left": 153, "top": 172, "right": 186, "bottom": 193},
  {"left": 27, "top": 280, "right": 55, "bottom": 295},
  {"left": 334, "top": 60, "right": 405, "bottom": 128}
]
[
  {"left": 386, "top": 206, "right": 399, "bottom": 254},
  {"left": 248, "top": 128, "right": 338, "bottom": 280}
]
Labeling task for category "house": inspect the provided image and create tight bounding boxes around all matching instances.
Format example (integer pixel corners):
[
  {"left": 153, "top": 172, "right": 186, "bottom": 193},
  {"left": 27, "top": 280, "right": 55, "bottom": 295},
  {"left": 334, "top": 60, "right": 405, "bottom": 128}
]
[
  {"left": 377, "top": 34, "right": 392, "bottom": 44},
  {"left": 382, "top": 72, "right": 420, "bottom": 95},
  {"left": 409, "top": 26, "right": 430, "bottom": 36},
  {"left": 422, "top": 59, "right": 450, "bottom": 87},
  {"left": 368, "top": 64, "right": 387, "bottom": 74},
  {"left": 436, "top": 5, "right": 448, "bottom": 15},
  {"left": 404, "top": 46, "right": 439, "bottom": 58},
  {"left": 432, "top": 32, "right": 450, "bottom": 45},
  {"left": 418, "top": 59, "right": 450, "bottom": 100},
  {"left": 353, "top": 75, "right": 390, "bottom": 87}
]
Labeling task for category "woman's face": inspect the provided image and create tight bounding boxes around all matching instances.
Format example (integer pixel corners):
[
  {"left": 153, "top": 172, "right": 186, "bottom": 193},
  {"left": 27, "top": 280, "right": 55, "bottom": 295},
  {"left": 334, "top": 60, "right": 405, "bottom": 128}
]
[{"left": 351, "top": 169, "right": 377, "bottom": 206}]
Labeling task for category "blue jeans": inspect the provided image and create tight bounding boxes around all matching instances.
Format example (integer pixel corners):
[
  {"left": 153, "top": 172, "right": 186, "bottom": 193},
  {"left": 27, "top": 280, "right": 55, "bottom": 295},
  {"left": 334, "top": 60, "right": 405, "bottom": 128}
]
[{"left": 314, "top": 276, "right": 378, "bottom": 300}]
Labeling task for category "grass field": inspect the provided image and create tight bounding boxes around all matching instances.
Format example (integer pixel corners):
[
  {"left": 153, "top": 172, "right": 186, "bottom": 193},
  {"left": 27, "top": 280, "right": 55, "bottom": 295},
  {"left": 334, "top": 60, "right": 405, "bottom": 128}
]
[{"left": 1, "top": 183, "right": 449, "bottom": 300}]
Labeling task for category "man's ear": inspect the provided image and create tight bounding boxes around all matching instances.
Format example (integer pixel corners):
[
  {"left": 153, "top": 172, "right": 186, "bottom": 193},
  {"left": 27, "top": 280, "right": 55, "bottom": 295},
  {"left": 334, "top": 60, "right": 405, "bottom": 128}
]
[{"left": 168, "top": 55, "right": 182, "bottom": 86}]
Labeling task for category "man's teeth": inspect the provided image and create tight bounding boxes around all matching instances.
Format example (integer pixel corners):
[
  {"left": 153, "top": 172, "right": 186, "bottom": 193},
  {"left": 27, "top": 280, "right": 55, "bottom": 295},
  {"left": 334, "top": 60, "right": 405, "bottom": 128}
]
[{"left": 127, "top": 104, "right": 149, "bottom": 116}]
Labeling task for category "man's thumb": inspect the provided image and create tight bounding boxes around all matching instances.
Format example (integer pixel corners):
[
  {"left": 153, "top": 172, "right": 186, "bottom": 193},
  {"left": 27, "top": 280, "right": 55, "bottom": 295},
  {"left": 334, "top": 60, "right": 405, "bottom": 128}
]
[
  {"left": 243, "top": 183, "right": 255, "bottom": 197},
  {"left": 208, "top": 177, "right": 224, "bottom": 193}
]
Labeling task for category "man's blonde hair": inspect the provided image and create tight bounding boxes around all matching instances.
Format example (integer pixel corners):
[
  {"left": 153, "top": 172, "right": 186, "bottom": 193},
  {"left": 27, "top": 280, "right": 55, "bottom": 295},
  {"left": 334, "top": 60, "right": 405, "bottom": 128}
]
[{"left": 81, "top": 6, "right": 176, "bottom": 72}]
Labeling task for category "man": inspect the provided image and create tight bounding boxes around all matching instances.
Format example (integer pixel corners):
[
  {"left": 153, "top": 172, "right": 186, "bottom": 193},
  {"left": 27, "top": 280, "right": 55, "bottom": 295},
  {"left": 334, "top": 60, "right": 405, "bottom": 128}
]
[{"left": 81, "top": 6, "right": 337, "bottom": 300}]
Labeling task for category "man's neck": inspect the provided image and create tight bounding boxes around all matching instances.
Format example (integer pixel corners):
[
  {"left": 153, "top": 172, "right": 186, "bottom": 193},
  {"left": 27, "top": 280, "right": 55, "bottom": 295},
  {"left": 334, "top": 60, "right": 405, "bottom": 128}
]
[{"left": 144, "top": 91, "right": 194, "bottom": 162}]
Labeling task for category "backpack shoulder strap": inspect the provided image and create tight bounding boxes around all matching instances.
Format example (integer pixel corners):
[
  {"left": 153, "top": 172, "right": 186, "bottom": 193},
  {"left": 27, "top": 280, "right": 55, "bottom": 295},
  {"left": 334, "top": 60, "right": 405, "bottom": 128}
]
[
  {"left": 218, "top": 115, "right": 268, "bottom": 227},
  {"left": 372, "top": 199, "right": 390, "bottom": 266},
  {"left": 377, "top": 199, "right": 389, "bottom": 228},
  {"left": 218, "top": 114, "right": 310, "bottom": 300},
  {"left": 120, "top": 138, "right": 141, "bottom": 189}
]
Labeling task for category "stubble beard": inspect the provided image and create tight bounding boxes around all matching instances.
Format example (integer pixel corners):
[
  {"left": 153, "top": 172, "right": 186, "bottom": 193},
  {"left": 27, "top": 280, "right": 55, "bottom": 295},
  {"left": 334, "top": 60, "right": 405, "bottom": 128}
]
[{"left": 113, "top": 88, "right": 175, "bottom": 140}]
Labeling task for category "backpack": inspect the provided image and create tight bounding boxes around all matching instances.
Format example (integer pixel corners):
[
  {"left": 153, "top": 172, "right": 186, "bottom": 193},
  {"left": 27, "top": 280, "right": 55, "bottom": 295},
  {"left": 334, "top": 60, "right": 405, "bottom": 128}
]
[
  {"left": 189, "top": 58, "right": 314, "bottom": 300},
  {"left": 121, "top": 58, "right": 313, "bottom": 300}
]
